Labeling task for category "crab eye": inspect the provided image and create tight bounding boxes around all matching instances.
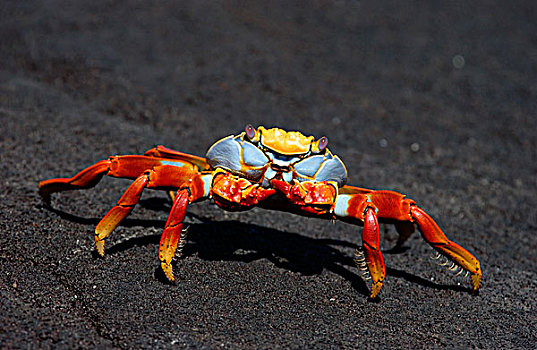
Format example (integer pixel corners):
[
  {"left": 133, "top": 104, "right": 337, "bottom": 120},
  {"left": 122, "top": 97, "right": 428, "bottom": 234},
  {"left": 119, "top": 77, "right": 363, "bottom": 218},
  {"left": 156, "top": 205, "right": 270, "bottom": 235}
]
[
  {"left": 245, "top": 124, "right": 255, "bottom": 139},
  {"left": 318, "top": 136, "right": 328, "bottom": 151}
]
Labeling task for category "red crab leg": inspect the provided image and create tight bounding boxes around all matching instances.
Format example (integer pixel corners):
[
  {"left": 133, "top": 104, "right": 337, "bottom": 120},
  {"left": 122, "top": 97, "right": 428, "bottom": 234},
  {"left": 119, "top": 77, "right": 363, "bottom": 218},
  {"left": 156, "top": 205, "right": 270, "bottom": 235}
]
[
  {"left": 144, "top": 146, "right": 210, "bottom": 202},
  {"left": 159, "top": 189, "right": 189, "bottom": 282},
  {"left": 94, "top": 172, "right": 149, "bottom": 256},
  {"left": 362, "top": 207, "right": 385, "bottom": 298},
  {"left": 39, "top": 155, "right": 203, "bottom": 255},
  {"left": 38, "top": 155, "right": 199, "bottom": 203},
  {"left": 94, "top": 163, "right": 204, "bottom": 256},
  {"left": 335, "top": 187, "right": 482, "bottom": 296},
  {"left": 158, "top": 174, "right": 212, "bottom": 282},
  {"left": 333, "top": 191, "right": 385, "bottom": 298},
  {"left": 38, "top": 159, "right": 111, "bottom": 204},
  {"left": 270, "top": 180, "right": 387, "bottom": 298},
  {"left": 144, "top": 145, "right": 209, "bottom": 170},
  {"left": 410, "top": 206, "right": 482, "bottom": 290}
]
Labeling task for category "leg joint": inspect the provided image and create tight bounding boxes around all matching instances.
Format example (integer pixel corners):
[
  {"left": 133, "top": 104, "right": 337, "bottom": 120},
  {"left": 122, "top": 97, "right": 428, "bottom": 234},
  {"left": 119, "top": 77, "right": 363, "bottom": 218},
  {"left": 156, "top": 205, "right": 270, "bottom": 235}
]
[
  {"left": 362, "top": 204, "right": 378, "bottom": 219},
  {"left": 179, "top": 185, "right": 192, "bottom": 200}
]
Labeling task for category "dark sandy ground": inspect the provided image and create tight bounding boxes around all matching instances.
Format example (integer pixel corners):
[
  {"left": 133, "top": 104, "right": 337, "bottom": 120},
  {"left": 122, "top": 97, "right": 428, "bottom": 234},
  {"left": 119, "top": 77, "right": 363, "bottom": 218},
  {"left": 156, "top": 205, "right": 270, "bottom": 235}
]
[{"left": 1, "top": 1, "right": 536, "bottom": 349}]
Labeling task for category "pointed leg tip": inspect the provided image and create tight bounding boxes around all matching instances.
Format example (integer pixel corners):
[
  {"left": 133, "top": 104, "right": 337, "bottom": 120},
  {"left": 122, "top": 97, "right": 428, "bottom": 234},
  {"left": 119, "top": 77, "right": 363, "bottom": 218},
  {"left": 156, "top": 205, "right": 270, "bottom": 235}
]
[
  {"left": 367, "top": 289, "right": 382, "bottom": 302},
  {"left": 95, "top": 239, "right": 105, "bottom": 257},
  {"left": 161, "top": 261, "right": 176, "bottom": 283},
  {"left": 471, "top": 272, "right": 482, "bottom": 292},
  {"left": 367, "top": 295, "right": 381, "bottom": 303},
  {"left": 368, "top": 281, "right": 383, "bottom": 300}
]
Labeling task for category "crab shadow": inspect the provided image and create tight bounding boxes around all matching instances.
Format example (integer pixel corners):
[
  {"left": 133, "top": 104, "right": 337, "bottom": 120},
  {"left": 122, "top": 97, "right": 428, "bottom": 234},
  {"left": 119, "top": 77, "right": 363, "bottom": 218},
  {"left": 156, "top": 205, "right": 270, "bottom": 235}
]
[{"left": 41, "top": 197, "right": 471, "bottom": 297}]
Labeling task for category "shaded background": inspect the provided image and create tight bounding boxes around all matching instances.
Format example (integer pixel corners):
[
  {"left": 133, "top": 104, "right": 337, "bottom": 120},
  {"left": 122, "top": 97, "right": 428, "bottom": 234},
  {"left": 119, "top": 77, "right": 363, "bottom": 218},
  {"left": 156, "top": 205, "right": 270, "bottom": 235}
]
[{"left": 1, "top": 1, "right": 536, "bottom": 348}]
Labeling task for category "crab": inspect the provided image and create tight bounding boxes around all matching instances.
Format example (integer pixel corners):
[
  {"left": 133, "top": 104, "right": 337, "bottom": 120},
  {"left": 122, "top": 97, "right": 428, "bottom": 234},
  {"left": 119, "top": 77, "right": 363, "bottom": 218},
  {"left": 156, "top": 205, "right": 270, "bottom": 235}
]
[{"left": 38, "top": 125, "right": 481, "bottom": 299}]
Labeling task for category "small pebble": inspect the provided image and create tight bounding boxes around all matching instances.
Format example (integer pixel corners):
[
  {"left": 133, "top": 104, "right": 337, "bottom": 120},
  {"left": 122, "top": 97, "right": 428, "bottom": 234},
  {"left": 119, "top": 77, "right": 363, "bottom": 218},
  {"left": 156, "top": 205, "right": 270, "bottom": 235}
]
[
  {"left": 379, "top": 138, "right": 388, "bottom": 148},
  {"left": 452, "top": 54, "right": 465, "bottom": 69}
]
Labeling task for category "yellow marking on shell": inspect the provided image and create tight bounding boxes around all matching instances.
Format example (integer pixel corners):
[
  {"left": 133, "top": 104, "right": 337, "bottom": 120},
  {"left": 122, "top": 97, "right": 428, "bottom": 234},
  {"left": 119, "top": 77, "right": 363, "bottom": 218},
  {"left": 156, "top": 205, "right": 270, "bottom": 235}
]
[{"left": 258, "top": 126, "right": 314, "bottom": 155}]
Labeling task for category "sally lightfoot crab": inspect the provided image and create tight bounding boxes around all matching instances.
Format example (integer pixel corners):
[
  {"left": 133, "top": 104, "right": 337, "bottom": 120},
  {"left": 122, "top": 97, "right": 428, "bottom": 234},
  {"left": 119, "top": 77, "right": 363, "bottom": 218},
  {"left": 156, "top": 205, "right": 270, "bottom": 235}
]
[{"left": 38, "top": 125, "right": 481, "bottom": 298}]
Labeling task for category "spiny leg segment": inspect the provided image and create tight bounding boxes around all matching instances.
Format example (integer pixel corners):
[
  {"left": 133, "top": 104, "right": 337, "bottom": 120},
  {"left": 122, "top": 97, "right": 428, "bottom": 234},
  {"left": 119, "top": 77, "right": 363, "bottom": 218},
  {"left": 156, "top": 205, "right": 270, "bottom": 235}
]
[
  {"left": 158, "top": 174, "right": 211, "bottom": 281},
  {"left": 94, "top": 170, "right": 150, "bottom": 256},
  {"left": 38, "top": 155, "right": 203, "bottom": 257},
  {"left": 362, "top": 207, "right": 386, "bottom": 298},
  {"left": 410, "top": 206, "right": 482, "bottom": 290},
  {"left": 334, "top": 188, "right": 482, "bottom": 298},
  {"left": 159, "top": 188, "right": 189, "bottom": 281}
]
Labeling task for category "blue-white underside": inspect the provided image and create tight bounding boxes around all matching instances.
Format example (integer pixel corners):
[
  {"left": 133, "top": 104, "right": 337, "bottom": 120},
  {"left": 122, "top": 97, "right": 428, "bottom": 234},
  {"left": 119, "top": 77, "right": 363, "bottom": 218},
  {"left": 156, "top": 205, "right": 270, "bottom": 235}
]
[{"left": 206, "top": 135, "right": 347, "bottom": 188}]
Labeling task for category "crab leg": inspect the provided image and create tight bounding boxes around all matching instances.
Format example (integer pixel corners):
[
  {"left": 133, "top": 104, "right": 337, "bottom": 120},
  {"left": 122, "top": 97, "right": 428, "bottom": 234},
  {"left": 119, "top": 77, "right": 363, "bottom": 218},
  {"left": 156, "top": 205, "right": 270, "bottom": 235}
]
[
  {"left": 94, "top": 171, "right": 150, "bottom": 256},
  {"left": 270, "top": 180, "right": 387, "bottom": 298},
  {"left": 335, "top": 187, "right": 482, "bottom": 297},
  {"left": 159, "top": 188, "right": 189, "bottom": 281},
  {"left": 94, "top": 163, "right": 204, "bottom": 256},
  {"left": 158, "top": 174, "right": 212, "bottom": 281},
  {"left": 38, "top": 155, "right": 200, "bottom": 202},
  {"left": 38, "top": 159, "right": 111, "bottom": 204},
  {"left": 144, "top": 146, "right": 210, "bottom": 201},
  {"left": 333, "top": 192, "right": 386, "bottom": 298},
  {"left": 39, "top": 156, "right": 203, "bottom": 254},
  {"left": 362, "top": 207, "right": 386, "bottom": 298},
  {"left": 410, "top": 206, "right": 482, "bottom": 290},
  {"left": 144, "top": 145, "right": 209, "bottom": 171}
]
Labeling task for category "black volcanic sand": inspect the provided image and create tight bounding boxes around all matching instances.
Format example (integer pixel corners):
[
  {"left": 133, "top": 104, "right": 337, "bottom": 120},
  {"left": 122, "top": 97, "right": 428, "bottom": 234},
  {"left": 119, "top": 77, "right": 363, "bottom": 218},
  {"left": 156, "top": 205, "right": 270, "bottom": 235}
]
[{"left": 1, "top": 1, "right": 536, "bottom": 349}]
